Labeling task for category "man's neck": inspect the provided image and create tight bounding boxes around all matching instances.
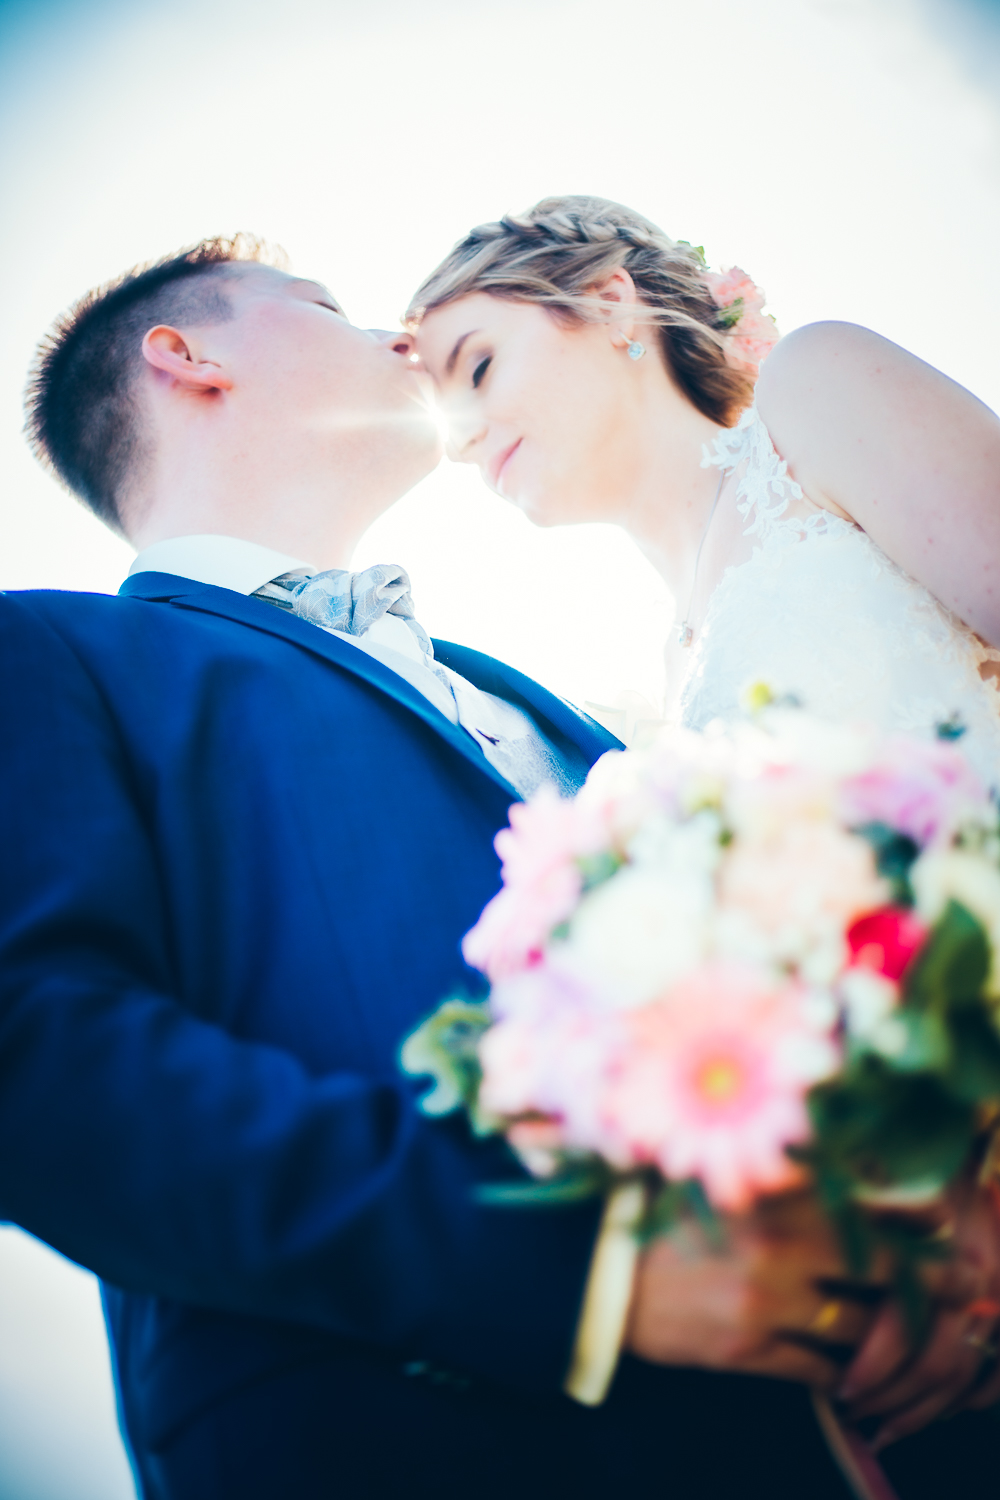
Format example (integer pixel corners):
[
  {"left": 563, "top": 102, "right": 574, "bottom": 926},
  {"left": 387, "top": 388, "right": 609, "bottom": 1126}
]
[
  {"left": 128, "top": 490, "right": 372, "bottom": 573},
  {"left": 125, "top": 443, "right": 397, "bottom": 570}
]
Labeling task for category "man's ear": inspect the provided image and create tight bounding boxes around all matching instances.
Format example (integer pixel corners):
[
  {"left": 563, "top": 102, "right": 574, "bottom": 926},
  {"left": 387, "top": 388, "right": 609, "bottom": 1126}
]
[{"left": 141, "top": 325, "right": 233, "bottom": 391}]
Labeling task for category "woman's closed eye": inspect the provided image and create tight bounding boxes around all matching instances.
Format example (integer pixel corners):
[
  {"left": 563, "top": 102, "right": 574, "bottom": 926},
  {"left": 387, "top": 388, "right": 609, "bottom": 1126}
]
[{"left": 472, "top": 356, "right": 492, "bottom": 389}]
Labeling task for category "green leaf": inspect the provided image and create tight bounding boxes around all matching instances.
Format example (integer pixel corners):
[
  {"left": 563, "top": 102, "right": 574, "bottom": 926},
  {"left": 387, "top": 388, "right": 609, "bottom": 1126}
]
[
  {"left": 853, "top": 822, "right": 919, "bottom": 904},
  {"left": 637, "top": 1176, "right": 725, "bottom": 1250},
  {"left": 806, "top": 1059, "right": 976, "bottom": 1195},
  {"left": 639, "top": 1179, "right": 689, "bottom": 1241},
  {"left": 399, "top": 998, "right": 492, "bottom": 1122},
  {"left": 716, "top": 296, "right": 744, "bottom": 330},
  {"left": 905, "top": 901, "right": 990, "bottom": 1013},
  {"left": 943, "top": 1004, "right": 1000, "bottom": 1105},
  {"left": 676, "top": 240, "right": 707, "bottom": 266},
  {"left": 576, "top": 849, "right": 624, "bottom": 892},
  {"left": 474, "top": 1162, "right": 608, "bottom": 1207},
  {"left": 681, "top": 1177, "right": 727, "bottom": 1251},
  {"left": 881, "top": 1009, "right": 952, "bottom": 1073}
]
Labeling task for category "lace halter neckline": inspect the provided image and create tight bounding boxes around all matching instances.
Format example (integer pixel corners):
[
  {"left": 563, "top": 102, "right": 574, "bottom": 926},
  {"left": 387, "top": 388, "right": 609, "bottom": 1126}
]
[
  {"left": 678, "top": 405, "right": 1000, "bottom": 791},
  {"left": 702, "top": 404, "right": 854, "bottom": 544}
]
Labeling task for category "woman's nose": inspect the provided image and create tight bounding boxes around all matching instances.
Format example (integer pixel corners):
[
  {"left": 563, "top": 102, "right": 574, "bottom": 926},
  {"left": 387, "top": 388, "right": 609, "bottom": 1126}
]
[{"left": 369, "top": 328, "right": 416, "bottom": 358}]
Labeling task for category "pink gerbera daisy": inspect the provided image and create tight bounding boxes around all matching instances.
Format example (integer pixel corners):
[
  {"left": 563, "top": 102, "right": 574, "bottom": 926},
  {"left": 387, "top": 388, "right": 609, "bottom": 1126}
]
[{"left": 598, "top": 963, "right": 838, "bottom": 1210}]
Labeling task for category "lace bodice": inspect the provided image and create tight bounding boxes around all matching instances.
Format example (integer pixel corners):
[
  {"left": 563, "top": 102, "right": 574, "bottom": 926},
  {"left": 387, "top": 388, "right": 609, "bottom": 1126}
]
[{"left": 679, "top": 406, "right": 1000, "bottom": 790}]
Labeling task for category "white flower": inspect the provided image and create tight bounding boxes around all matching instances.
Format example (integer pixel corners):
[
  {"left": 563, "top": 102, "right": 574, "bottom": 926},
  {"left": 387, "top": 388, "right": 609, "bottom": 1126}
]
[
  {"left": 839, "top": 968, "right": 899, "bottom": 1044},
  {"left": 627, "top": 808, "right": 723, "bottom": 877},
  {"left": 565, "top": 865, "right": 712, "bottom": 1009},
  {"left": 716, "top": 821, "right": 887, "bottom": 974},
  {"left": 910, "top": 849, "right": 1000, "bottom": 995}
]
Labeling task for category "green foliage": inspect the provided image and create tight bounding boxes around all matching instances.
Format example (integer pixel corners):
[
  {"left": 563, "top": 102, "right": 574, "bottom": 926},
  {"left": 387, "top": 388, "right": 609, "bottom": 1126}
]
[
  {"left": 853, "top": 821, "right": 919, "bottom": 904},
  {"left": 399, "top": 998, "right": 495, "bottom": 1132},
  {"left": 474, "top": 1161, "right": 611, "bottom": 1207},
  {"left": 946, "top": 1005, "right": 1000, "bottom": 1103},
  {"left": 905, "top": 901, "right": 990, "bottom": 1014},
  {"left": 676, "top": 240, "right": 707, "bottom": 266},
  {"left": 577, "top": 849, "right": 624, "bottom": 893},
  {"left": 805, "top": 1061, "right": 975, "bottom": 1199},
  {"left": 715, "top": 296, "right": 745, "bottom": 330},
  {"left": 798, "top": 899, "right": 1000, "bottom": 1335},
  {"left": 640, "top": 1175, "right": 726, "bottom": 1251}
]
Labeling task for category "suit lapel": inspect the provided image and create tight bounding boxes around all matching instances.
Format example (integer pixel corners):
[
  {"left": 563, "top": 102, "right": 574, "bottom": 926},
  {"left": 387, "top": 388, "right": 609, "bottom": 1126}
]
[
  {"left": 432, "top": 640, "right": 622, "bottom": 764},
  {"left": 120, "top": 575, "right": 623, "bottom": 799},
  {"left": 120, "top": 574, "right": 521, "bottom": 800}
]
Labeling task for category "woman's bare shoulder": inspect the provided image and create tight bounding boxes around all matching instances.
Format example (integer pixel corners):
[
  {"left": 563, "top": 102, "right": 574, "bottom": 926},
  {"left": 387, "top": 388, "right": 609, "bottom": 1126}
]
[
  {"left": 753, "top": 320, "right": 1000, "bottom": 645},
  {"left": 756, "top": 321, "right": 974, "bottom": 427}
]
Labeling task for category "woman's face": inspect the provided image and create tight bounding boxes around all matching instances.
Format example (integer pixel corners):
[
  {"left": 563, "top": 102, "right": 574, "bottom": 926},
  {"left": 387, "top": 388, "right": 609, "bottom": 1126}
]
[{"left": 415, "top": 292, "right": 645, "bottom": 526}]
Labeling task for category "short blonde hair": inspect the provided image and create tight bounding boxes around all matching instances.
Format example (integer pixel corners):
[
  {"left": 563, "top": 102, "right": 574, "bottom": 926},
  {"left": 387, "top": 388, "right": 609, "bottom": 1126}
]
[{"left": 406, "top": 195, "right": 755, "bottom": 427}]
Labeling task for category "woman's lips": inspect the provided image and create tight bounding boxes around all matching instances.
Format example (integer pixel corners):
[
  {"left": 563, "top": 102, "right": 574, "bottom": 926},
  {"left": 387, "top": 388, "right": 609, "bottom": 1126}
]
[{"left": 489, "top": 439, "right": 522, "bottom": 494}]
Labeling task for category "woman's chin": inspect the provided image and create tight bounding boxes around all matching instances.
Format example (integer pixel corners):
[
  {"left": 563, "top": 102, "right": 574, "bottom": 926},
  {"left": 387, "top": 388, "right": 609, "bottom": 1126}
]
[{"left": 510, "top": 487, "right": 587, "bottom": 529}]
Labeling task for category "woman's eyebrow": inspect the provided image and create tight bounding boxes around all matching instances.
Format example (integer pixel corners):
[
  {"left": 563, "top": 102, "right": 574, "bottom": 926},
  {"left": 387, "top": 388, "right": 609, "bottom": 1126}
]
[{"left": 446, "top": 329, "right": 481, "bottom": 375}]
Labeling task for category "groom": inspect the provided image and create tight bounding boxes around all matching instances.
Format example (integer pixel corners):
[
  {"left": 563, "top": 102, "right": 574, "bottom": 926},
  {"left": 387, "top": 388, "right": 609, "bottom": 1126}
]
[{"left": 2, "top": 234, "right": 867, "bottom": 1499}]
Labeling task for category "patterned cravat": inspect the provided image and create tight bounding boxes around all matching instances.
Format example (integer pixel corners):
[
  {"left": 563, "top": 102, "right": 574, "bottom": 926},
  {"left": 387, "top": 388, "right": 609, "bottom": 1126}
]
[
  {"left": 253, "top": 562, "right": 587, "bottom": 799},
  {"left": 253, "top": 563, "right": 454, "bottom": 693}
]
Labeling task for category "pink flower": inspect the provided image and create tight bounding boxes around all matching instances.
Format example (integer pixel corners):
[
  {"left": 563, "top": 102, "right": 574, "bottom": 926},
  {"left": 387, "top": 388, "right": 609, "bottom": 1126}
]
[
  {"left": 839, "top": 738, "right": 989, "bottom": 848},
  {"left": 462, "top": 786, "right": 608, "bottom": 981},
  {"left": 847, "top": 907, "right": 927, "bottom": 981},
  {"left": 505, "top": 1118, "right": 567, "bottom": 1178},
  {"left": 703, "top": 266, "right": 779, "bottom": 374},
  {"left": 716, "top": 820, "right": 887, "bottom": 972},
  {"left": 479, "top": 970, "right": 617, "bottom": 1139},
  {"left": 704, "top": 267, "right": 760, "bottom": 311},
  {"left": 598, "top": 964, "right": 838, "bottom": 1210}
]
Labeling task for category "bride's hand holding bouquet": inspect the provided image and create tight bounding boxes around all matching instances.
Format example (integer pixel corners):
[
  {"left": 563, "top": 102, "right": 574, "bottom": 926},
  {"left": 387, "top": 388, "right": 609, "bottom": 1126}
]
[{"left": 404, "top": 697, "right": 1000, "bottom": 1399}]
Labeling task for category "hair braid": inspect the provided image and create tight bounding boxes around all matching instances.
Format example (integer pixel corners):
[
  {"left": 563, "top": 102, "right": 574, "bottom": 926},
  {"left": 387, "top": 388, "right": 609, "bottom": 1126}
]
[{"left": 406, "top": 195, "right": 759, "bottom": 426}]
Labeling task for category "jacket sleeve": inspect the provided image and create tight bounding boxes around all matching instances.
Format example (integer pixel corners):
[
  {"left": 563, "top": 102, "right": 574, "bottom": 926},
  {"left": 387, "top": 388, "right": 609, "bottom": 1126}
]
[{"left": 0, "top": 596, "right": 600, "bottom": 1393}]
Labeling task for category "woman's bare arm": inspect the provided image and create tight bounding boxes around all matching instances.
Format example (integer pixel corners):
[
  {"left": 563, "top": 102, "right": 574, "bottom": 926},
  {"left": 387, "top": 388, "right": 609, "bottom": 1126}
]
[{"left": 755, "top": 322, "right": 1000, "bottom": 646}]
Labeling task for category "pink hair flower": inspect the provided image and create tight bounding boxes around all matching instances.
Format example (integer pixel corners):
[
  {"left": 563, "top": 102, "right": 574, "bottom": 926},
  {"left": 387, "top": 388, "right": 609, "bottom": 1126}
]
[{"left": 703, "top": 266, "right": 779, "bottom": 375}]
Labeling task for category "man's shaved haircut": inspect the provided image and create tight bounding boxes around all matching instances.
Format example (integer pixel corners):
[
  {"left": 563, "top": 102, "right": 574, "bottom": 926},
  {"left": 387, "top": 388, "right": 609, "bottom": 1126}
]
[{"left": 25, "top": 233, "right": 287, "bottom": 535}]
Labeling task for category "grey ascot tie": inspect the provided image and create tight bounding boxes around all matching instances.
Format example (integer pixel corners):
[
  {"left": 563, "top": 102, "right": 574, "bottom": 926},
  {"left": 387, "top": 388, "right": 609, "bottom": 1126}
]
[
  {"left": 253, "top": 563, "right": 455, "bottom": 695},
  {"left": 254, "top": 563, "right": 433, "bottom": 653},
  {"left": 253, "top": 561, "right": 587, "bottom": 799}
]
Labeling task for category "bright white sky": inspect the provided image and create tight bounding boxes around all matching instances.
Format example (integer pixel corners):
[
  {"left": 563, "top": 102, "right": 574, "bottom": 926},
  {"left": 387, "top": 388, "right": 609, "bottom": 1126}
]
[
  {"left": 0, "top": 2, "right": 998, "bottom": 1495},
  {"left": 1, "top": 0, "right": 999, "bottom": 714}
]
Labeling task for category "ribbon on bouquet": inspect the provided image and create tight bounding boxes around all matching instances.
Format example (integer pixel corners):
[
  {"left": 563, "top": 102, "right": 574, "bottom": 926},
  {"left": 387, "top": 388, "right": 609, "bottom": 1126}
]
[{"left": 811, "top": 1394, "right": 902, "bottom": 1500}]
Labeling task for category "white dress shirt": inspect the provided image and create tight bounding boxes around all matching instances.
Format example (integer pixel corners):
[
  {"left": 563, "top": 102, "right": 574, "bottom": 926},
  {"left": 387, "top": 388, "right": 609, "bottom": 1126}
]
[{"left": 129, "top": 535, "right": 583, "bottom": 799}]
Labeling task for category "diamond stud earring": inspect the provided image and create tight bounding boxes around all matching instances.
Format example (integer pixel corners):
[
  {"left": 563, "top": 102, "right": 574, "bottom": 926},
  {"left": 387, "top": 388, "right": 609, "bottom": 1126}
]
[{"left": 624, "top": 334, "right": 646, "bottom": 361}]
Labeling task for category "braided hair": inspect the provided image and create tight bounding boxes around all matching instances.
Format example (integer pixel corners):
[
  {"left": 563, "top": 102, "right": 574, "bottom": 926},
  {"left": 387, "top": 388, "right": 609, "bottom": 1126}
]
[{"left": 406, "top": 195, "right": 756, "bottom": 427}]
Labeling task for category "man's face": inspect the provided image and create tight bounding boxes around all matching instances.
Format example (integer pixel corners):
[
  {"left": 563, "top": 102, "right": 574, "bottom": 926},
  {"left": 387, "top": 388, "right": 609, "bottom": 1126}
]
[{"left": 219, "top": 265, "right": 442, "bottom": 493}]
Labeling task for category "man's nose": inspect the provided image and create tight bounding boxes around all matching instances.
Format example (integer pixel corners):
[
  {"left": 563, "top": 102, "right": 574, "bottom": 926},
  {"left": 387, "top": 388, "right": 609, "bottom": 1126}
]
[
  {"left": 444, "top": 405, "right": 487, "bottom": 465},
  {"left": 369, "top": 328, "right": 416, "bottom": 358}
]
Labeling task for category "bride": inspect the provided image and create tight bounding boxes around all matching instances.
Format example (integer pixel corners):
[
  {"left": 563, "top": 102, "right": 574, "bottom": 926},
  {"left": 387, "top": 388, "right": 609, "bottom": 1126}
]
[{"left": 407, "top": 195, "right": 1000, "bottom": 1496}]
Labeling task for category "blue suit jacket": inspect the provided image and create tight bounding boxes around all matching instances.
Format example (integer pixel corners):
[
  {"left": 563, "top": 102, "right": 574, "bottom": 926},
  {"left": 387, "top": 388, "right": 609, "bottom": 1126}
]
[
  {"left": 0, "top": 577, "right": 624, "bottom": 1458},
  {"left": 0, "top": 575, "right": 873, "bottom": 1500}
]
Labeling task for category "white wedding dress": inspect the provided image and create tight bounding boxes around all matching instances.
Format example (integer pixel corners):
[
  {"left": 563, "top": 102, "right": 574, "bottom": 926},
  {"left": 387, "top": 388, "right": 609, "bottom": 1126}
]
[{"left": 678, "top": 405, "right": 1000, "bottom": 789}]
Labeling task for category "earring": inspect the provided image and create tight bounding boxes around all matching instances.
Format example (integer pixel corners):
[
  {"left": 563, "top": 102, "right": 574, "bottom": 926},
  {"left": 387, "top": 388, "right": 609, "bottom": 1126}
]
[{"left": 623, "top": 334, "right": 646, "bottom": 361}]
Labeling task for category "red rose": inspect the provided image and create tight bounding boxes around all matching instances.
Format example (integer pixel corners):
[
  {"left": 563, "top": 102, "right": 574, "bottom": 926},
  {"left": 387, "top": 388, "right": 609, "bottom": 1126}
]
[{"left": 847, "top": 907, "right": 927, "bottom": 981}]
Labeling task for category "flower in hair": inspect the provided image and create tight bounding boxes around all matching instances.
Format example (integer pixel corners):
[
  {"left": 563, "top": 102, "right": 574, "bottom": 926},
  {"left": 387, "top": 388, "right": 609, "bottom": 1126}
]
[{"left": 703, "top": 266, "right": 779, "bottom": 375}]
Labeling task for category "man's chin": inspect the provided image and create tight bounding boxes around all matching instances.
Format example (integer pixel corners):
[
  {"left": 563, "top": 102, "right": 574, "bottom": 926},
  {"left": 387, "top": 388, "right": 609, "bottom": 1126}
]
[{"left": 397, "top": 434, "right": 445, "bottom": 494}]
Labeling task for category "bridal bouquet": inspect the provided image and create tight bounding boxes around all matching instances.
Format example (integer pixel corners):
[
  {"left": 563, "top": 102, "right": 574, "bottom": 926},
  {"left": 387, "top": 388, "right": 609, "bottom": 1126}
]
[{"left": 403, "top": 696, "right": 1000, "bottom": 1286}]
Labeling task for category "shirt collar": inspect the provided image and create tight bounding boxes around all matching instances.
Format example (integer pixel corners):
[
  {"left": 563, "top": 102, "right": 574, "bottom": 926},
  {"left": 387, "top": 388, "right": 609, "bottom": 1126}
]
[{"left": 128, "top": 535, "right": 313, "bottom": 596}]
